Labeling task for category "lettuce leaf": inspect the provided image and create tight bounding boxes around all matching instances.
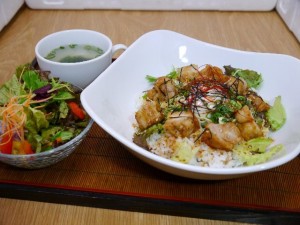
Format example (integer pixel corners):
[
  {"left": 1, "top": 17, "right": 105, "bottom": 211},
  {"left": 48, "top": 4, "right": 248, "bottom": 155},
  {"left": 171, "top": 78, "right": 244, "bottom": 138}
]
[
  {"left": 0, "top": 74, "right": 24, "bottom": 105},
  {"left": 224, "top": 65, "right": 263, "bottom": 89},
  {"left": 26, "top": 133, "right": 43, "bottom": 153},
  {"left": 41, "top": 127, "right": 62, "bottom": 141},
  {"left": 266, "top": 96, "right": 286, "bottom": 131},
  {"left": 53, "top": 91, "right": 74, "bottom": 101},
  {"left": 54, "top": 131, "right": 74, "bottom": 142},
  {"left": 22, "top": 70, "right": 48, "bottom": 91},
  {"left": 59, "top": 101, "right": 69, "bottom": 119},
  {"left": 233, "top": 137, "right": 284, "bottom": 166},
  {"left": 245, "top": 137, "right": 274, "bottom": 153},
  {"left": 24, "top": 107, "right": 49, "bottom": 134}
]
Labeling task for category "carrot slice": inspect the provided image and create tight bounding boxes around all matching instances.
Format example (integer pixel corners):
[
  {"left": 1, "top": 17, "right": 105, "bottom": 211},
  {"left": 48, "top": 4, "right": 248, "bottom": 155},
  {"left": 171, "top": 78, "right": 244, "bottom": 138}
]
[{"left": 68, "top": 102, "right": 85, "bottom": 120}]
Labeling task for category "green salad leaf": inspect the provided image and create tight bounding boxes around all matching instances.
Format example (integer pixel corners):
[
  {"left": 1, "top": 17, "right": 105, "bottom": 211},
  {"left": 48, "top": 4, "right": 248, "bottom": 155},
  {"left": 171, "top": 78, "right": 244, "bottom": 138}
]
[
  {"left": 243, "top": 137, "right": 274, "bottom": 153},
  {"left": 22, "top": 70, "right": 48, "bottom": 91},
  {"left": 0, "top": 75, "right": 24, "bottom": 105},
  {"left": 146, "top": 75, "right": 157, "bottom": 83},
  {"left": 266, "top": 96, "right": 286, "bottom": 131},
  {"left": 224, "top": 65, "right": 263, "bottom": 89},
  {"left": 26, "top": 133, "right": 43, "bottom": 153},
  {"left": 25, "top": 107, "right": 49, "bottom": 133},
  {"left": 233, "top": 137, "right": 284, "bottom": 166},
  {"left": 0, "top": 64, "right": 89, "bottom": 155},
  {"left": 53, "top": 90, "right": 74, "bottom": 101},
  {"left": 59, "top": 101, "right": 69, "bottom": 119},
  {"left": 53, "top": 131, "right": 74, "bottom": 142},
  {"left": 41, "top": 127, "right": 62, "bottom": 142}
]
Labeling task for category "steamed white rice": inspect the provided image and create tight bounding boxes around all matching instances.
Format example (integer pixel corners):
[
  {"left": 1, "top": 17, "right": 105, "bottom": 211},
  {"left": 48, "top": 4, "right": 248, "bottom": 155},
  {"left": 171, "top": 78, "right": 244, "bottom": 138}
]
[{"left": 147, "top": 133, "right": 243, "bottom": 168}]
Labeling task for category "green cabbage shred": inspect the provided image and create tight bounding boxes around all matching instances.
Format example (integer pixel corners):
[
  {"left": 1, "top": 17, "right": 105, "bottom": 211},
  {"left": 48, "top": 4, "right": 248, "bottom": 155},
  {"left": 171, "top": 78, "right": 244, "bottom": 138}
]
[
  {"left": 266, "top": 96, "right": 286, "bottom": 131},
  {"left": 233, "top": 137, "right": 284, "bottom": 166}
]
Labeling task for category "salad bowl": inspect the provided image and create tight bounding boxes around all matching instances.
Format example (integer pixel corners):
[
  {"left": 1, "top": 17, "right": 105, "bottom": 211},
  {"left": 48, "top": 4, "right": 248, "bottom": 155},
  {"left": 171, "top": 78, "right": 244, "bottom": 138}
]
[
  {"left": 0, "top": 65, "right": 94, "bottom": 169},
  {"left": 0, "top": 118, "right": 93, "bottom": 169},
  {"left": 81, "top": 30, "right": 300, "bottom": 180}
]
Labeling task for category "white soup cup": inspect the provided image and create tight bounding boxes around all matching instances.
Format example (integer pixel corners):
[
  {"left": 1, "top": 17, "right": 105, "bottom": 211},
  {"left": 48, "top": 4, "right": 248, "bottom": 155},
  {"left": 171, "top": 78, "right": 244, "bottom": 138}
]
[{"left": 35, "top": 29, "right": 127, "bottom": 88}]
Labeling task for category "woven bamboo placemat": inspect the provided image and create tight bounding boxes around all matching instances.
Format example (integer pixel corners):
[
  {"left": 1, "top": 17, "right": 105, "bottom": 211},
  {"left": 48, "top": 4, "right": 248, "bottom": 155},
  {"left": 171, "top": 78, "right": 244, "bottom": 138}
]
[{"left": 1, "top": 123, "right": 300, "bottom": 221}]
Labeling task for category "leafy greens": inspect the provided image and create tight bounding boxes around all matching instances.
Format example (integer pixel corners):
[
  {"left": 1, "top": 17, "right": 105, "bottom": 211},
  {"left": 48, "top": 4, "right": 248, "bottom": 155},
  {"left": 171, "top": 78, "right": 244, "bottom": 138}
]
[{"left": 0, "top": 64, "right": 89, "bottom": 154}]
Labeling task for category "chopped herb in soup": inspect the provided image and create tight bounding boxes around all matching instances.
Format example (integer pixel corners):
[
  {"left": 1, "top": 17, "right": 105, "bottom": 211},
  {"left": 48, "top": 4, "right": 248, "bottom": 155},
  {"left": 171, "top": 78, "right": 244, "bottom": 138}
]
[{"left": 45, "top": 44, "right": 104, "bottom": 63}]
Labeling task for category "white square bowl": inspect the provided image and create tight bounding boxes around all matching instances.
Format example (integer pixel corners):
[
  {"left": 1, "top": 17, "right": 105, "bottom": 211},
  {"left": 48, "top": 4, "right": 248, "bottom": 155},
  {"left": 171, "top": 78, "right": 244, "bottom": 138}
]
[{"left": 81, "top": 30, "right": 300, "bottom": 180}]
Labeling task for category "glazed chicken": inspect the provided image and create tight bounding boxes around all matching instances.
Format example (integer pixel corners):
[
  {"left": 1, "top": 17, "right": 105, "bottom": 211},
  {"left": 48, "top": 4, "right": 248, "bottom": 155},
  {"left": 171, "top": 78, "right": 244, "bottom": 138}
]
[
  {"left": 247, "top": 92, "right": 270, "bottom": 112},
  {"left": 135, "top": 100, "right": 164, "bottom": 131},
  {"left": 235, "top": 105, "right": 254, "bottom": 123},
  {"left": 164, "top": 110, "right": 200, "bottom": 138},
  {"left": 235, "top": 105, "right": 263, "bottom": 140},
  {"left": 198, "top": 64, "right": 230, "bottom": 84},
  {"left": 178, "top": 64, "right": 200, "bottom": 84},
  {"left": 201, "top": 122, "right": 243, "bottom": 151},
  {"left": 147, "top": 76, "right": 177, "bottom": 102},
  {"left": 225, "top": 76, "right": 248, "bottom": 96}
]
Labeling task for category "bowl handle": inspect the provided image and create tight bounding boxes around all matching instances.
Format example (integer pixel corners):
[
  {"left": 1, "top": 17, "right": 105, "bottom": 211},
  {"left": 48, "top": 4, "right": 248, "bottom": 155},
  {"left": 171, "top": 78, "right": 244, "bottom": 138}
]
[{"left": 112, "top": 44, "right": 127, "bottom": 57}]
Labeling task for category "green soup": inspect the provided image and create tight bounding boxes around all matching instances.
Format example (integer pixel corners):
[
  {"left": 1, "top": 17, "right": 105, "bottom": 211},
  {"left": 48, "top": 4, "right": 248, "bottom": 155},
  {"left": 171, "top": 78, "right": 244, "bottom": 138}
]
[{"left": 45, "top": 44, "right": 104, "bottom": 63}]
